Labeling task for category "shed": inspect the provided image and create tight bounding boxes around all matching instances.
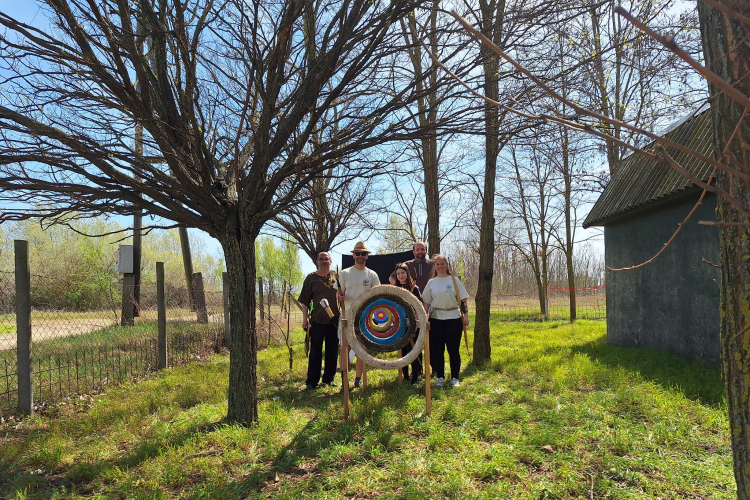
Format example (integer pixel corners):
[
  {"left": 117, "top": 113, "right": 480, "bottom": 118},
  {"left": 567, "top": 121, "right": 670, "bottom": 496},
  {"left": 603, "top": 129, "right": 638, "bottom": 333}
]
[{"left": 583, "top": 109, "right": 721, "bottom": 362}]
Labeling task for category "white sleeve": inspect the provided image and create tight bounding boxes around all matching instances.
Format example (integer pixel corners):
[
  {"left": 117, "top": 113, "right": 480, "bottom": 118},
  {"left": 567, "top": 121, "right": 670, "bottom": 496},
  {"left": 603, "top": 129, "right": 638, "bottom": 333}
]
[
  {"left": 458, "top": 279, "right": 469, "bottom": 300},
  {"left": 422, "top": 281, "right": 433, "bottom": 304}
]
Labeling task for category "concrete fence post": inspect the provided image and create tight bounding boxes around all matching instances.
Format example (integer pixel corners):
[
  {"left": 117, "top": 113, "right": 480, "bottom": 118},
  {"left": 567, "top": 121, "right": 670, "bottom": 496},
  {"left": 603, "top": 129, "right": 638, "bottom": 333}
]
[
  {"left": 223, "top": 272, "right": 230, "bottom": 349},
  {"left": 192, "top": 272, "right": 208, "bottom": 324},
  {"left": 15, "top": 240, "right": 32, "bottom": 416},
  {"left": 157, "top": 262, "right": 167, "bottom": 369},
  {"left": 121, "top": 274, "right": 135, "bottom": 326}
]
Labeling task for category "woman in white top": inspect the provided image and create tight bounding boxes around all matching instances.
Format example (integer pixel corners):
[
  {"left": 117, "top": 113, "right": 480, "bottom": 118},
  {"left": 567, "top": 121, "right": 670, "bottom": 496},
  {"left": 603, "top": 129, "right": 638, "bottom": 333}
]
[{"left": 421, "top": 254, "right": 469, "bottom": 388}]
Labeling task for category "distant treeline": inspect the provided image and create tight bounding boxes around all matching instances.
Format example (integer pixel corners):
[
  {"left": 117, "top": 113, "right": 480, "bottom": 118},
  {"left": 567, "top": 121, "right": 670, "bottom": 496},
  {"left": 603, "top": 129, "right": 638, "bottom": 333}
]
[{"left": 0, "top": 218, "right": 224, "bottom": 312}]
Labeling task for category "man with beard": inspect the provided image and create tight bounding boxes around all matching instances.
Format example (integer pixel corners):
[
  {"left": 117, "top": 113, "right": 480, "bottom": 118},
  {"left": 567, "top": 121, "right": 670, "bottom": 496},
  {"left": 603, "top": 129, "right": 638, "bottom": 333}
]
[
  {"left": 336, "top": 241, "right": 380, "bottom": 388},
  {"left": 388, "top": 241, "right": 434, "bottom": 291},
  {"left": 298, "top": 251, "right": 340, "bottom": 390}
]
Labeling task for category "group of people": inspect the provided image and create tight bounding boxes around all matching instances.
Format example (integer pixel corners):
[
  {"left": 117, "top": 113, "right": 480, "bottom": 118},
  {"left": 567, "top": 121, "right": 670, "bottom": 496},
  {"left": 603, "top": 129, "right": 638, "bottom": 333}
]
[{"left": 297, "top": 240, "right": 469, "bottom": 391}]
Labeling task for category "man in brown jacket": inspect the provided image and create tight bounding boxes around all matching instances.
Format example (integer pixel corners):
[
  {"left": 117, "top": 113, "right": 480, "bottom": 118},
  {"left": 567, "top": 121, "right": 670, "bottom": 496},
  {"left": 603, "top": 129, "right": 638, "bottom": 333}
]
[
  {"left": 388, "top": 241, "right": 434, "bottom": 291},
  {"left": 298, "top": 251, "right": 340, "bottom": 390}
]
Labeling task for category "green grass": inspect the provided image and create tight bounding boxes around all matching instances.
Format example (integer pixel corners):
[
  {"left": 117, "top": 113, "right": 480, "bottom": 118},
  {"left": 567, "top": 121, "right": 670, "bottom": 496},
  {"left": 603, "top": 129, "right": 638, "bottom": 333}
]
[
  {"left": 0, "top": 324, "right": 14, "bottom": 335},
  {"left": 0, "top": 322, "right": 221, "bottom": 415},
  {"left": 0, "top": 319, "right": 733, "bottom": 499}
]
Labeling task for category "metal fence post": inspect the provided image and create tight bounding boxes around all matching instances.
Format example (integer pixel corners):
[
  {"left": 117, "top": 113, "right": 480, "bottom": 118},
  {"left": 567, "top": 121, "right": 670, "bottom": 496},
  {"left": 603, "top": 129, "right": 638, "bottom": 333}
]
[
  {"left": 15, "top": 240, "right": 32, "bottom": 416},
  {"left": 222, "top": 272, "right": 230, "bottom": 349},
  {"left": 192, "top": 272, "right": 208, "bottom": 324},
  {"left": 157, "top": 262, "right": 167, "bottom": 369}
]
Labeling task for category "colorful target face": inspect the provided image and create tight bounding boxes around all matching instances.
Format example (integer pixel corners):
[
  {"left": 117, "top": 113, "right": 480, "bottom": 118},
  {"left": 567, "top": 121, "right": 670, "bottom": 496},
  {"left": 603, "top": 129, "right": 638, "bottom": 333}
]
[{"left": 355, "top": 297, "right": 416, "bottom": 353}]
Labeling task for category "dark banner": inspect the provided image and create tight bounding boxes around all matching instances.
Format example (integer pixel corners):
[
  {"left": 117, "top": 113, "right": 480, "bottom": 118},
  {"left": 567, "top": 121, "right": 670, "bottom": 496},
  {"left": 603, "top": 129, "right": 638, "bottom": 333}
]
[{"left": 340, "top": 250, "right": 413, "bottom": 285}]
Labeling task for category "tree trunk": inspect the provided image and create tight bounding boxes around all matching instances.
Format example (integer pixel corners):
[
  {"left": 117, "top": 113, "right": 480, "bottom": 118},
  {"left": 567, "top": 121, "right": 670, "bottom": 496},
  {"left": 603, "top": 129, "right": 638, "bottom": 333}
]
[
  {"left": 403, "top": 3, "right": 441, "bottom": 255},
  {"left": 221, "top": 220, "right": 260, "bottom": 426},
  {"left": 698, "top": 2, "right": 750, "bottom": 496},
  {"left": 473, "top": 0, "right": 503, "bottom": 365},
  {"left": 424, "top": 135, "right": 440, "bottom": 255},
  {"left": 534, "top": 274, "right": 547, "bottom": 319},
  {"left": 561, "top": 127, "right": 576, "bottom": 322}
]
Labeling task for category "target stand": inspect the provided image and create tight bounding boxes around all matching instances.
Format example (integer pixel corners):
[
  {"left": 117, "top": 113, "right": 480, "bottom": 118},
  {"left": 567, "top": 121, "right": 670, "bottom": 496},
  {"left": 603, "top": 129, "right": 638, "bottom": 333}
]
[{"left": 341, "top": 285, "right": 432, "bottom": 418}]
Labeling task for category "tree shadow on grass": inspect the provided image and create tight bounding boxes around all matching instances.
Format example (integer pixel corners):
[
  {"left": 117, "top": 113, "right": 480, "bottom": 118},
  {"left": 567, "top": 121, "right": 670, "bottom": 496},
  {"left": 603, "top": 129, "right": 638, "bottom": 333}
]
[
  {"left": 0, "top": 417, "right": 226, "bottom": 498},
  {"left": 225, "top": 376, "right": 432, "bottom": 497},
  {"left": 572, "top": 335, "right": 725, "bottom": 407}
]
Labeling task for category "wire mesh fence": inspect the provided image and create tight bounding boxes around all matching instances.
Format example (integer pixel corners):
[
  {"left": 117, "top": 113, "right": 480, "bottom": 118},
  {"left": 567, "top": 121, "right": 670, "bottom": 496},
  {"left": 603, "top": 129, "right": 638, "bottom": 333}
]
[
  {"left": 489, "top": 285, "right": 606, "bottom": 321},
  {"left": 0, "top": 268, "right": 229, "bottom": 418},
  {"left": 0, "top": 261, "right": 311, "bottom": 418}
]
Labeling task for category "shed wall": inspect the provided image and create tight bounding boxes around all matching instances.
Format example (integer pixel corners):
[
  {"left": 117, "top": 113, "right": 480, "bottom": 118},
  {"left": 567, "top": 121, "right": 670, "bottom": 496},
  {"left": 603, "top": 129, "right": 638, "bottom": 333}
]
[{"left": 604, "top": 193, "right": 720, "bottom": 362}]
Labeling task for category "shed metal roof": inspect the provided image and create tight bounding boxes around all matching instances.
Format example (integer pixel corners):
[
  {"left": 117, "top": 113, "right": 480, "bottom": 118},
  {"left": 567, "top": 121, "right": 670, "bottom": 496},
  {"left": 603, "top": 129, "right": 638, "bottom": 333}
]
[{"left": 583, "top": 109, "right": 715, "bottom": 228}]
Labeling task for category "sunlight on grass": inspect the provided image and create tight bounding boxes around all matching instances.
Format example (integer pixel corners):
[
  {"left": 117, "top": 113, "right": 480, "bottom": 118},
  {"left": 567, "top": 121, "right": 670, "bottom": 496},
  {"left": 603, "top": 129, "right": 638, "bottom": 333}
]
[{"left": 0, "top": 319, "right": 733, "bottom": 499}]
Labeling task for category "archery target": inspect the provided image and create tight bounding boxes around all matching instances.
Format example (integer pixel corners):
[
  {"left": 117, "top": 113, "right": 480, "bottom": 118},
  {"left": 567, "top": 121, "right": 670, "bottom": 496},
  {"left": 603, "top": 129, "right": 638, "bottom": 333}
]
[
  {"left": 356, "top": 298, "right": 413, "bottom": 352},
  {"left": 345, "top": 285, "right": 428, "bottom": 370}
]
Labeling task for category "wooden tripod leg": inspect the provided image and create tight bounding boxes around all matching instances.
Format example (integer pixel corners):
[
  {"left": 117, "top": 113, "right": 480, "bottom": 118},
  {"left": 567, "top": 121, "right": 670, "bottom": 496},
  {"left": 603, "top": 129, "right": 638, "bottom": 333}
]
[
  {"left": 341, "top": 322, "right": 350, "bottom": 420},
  {"left": 425, "top": 325, "right": 431, "bottom": 415},
  {"left": 398, "top": 349, "right": 403, "bottom": 385}
]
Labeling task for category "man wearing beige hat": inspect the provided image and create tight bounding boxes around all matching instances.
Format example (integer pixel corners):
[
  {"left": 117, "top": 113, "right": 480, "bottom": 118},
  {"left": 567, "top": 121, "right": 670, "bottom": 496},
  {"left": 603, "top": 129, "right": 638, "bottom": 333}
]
[{"left": 336, "top": 241, "right": 380, "bottom": 388}]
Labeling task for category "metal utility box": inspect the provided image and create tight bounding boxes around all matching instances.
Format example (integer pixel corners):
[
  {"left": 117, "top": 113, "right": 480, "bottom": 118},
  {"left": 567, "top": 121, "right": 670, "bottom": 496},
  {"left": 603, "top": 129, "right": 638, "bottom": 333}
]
[{"left": 116, "top": 245, "right": 134, "bottom": 274}]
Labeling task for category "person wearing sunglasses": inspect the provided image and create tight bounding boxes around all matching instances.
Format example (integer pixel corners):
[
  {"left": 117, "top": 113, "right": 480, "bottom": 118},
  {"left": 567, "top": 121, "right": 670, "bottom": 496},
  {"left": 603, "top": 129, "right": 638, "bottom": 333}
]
[{"left": 336, "top": 241, "right": 380, "bottom": 387}]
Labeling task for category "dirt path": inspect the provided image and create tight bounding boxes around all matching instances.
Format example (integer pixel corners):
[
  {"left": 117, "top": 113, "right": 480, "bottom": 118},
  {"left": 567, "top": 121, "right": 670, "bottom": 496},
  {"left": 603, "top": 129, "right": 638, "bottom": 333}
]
[{"left": 0, "top": 318, "right": 118, "bottom": 351}]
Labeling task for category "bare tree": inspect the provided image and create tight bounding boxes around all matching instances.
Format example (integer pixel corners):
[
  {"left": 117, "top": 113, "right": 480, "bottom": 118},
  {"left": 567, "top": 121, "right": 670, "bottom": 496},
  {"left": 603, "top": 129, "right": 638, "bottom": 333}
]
[
  {"left": 399, "top": 2, "right": 476, "bottom": 255},
  {"left": 447, "top": 2, "right": 750, "bottom": 494},
  {"left": 0, "top": 0, "right": 435, "bottom": 425},
  {"left": 574, "top": 0, "right": 703, "bottom": 172},
  {"left": 272, "top": 167, "right": 371, "bottom": 264},
  {"left": 498, "top": 143, "right": 561, "bottom": 317},
  {"left": 457, "top": 0, "right": 565, "bottom": 364}
]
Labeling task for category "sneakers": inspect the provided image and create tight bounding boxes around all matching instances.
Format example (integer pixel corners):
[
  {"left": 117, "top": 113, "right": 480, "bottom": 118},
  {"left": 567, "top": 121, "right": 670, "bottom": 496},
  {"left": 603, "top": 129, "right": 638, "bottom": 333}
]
[
  {"left": 326, "top": 381, "right": 338, "bottom": 387},
  {"left": 354, "top": 377, "right": 361, "bottom": 388},
  {"left": 410, "top": 375, "right": 420, "bottom": 386},
  {"left": 451, "top": 378, "right": 460, "bottom": 387},
  {"left": 304, "top": 384, "right": 317, "bottom": 391},
  {"left": 436, "top": 377, "right": 445, "bottom": 387}
]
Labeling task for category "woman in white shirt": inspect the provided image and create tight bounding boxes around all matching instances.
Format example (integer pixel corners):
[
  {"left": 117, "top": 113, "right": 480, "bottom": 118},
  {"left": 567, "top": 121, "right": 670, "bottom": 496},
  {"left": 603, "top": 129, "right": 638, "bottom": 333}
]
[{"left": 421, "top": 255, "right": 469, "bottom": 388}]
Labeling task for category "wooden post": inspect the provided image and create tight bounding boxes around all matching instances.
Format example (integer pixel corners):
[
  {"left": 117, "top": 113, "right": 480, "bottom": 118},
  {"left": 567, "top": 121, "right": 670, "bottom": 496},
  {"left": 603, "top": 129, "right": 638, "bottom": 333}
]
[
  {"left": 341, "top": 300, "right": 350, "bottom": 420},
  {"left": 363, "top": 363, "right": 367, "bottom": 390},
  {"left": 222, "top": 272, "right": 230, "bottom": 349},
  {"left": 192, "top": 272, "right": 208, "bottom": 324},
  {"left": 121, "top": 274, "right": 135, "bottom": 326},
  {"left": 425, "top": 322, "right": 432, "bottom": 416},
  {"left": 157, "top": 262, "right": 167, "bottom": 369},
  {"left": 398, "top": 351, "right": 403, "bottom": 385},
  {"left": 15, "top": 240, "right": 32, "bottom": 416}
]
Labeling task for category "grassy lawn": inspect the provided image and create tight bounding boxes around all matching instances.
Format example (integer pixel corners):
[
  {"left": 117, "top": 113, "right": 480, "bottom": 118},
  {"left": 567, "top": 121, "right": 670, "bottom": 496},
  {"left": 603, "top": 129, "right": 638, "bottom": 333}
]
[
  {"left": 0, "top": 322, "right": 223, "bottom": 417},
  {"left": 0, "top": 319, "right": 732, "bottom": 499}
]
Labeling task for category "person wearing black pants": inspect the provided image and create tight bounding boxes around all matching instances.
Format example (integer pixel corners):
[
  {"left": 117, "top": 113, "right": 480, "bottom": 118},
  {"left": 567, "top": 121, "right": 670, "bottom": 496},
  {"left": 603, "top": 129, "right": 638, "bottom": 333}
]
[
  {"left": 393, "top": 262, "right": 423, "bottom": 385},
  {"left": 298, "top": 252, "right": 340, "bottom": 390},
  {"left": 306, "top": 321, "right": 339, "bottom": 389},
  {"left": 421, "top": 254, "right": 470, "bottom": 388},
  {"left": 427, "top": 317, "right": 463, "bottom": 384}
]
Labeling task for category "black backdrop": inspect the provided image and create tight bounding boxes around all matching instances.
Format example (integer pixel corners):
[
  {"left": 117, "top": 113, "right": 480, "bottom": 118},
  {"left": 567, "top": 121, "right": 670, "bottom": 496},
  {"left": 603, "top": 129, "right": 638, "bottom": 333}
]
[{"left": 340, "top": 250, "right": 413, "bottom": 285}]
